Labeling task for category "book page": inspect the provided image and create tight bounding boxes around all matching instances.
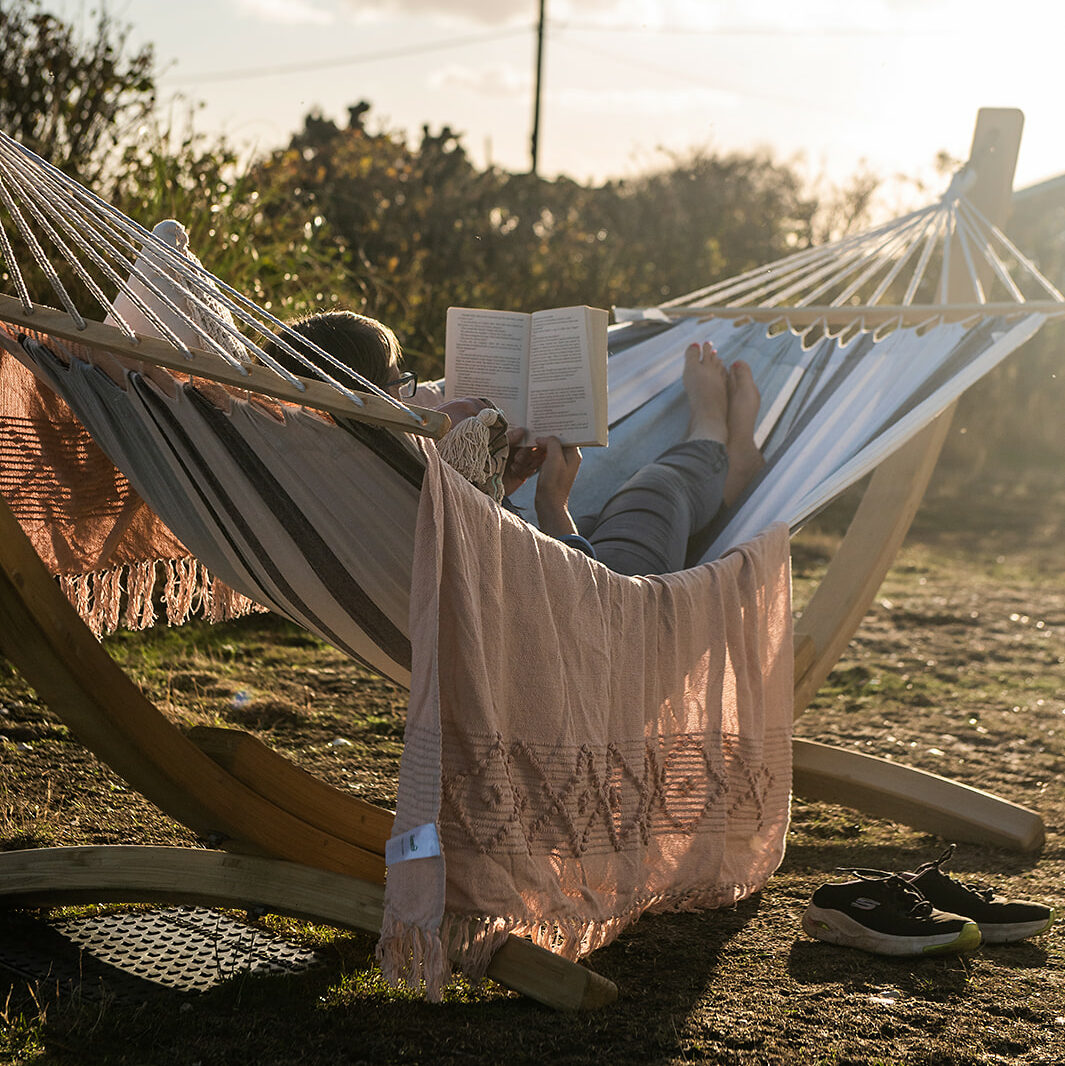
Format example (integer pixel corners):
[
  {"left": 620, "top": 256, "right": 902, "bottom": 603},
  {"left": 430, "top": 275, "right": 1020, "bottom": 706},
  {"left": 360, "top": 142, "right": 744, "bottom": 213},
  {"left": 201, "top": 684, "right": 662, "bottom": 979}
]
[
  {"left": 525, "top": 307, "right": 598, "bottom": 444},
  {"left": 444, "top": 308, "right": 528, "bottom": 426}
]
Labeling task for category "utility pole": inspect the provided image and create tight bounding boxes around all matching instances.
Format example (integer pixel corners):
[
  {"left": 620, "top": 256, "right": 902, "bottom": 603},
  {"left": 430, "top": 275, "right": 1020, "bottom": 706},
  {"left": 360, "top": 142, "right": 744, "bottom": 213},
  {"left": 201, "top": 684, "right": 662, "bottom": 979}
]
[{"left": 529, "top": 0, "right": 546, "bottom": 175}]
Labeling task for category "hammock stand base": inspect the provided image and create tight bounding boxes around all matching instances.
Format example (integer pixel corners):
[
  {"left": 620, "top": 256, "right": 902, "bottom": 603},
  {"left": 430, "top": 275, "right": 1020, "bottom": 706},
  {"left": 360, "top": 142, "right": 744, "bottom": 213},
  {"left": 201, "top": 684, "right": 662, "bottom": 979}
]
[{"left": 0, "top": 848, "right": 616, "bottom": 1011}]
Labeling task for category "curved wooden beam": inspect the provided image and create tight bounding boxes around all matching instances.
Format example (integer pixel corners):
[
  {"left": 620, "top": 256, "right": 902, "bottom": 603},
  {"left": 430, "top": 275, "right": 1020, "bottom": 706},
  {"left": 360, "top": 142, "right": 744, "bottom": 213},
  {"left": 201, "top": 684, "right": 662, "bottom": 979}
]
[
  {"left": 0, "top": 846, "right": 617, "bottom": 1010},
  {"left": 793, "top": 108, "right": 1025, "bottom": 718},
  {"left": 792, "top": 739, "right": 1045, "bottom": 852},
  {"left": 792, "top": 406, "right": 955, "bottom": 712},
  {"left": 188, "top": 726, "right": 394, "bottom": 854}
]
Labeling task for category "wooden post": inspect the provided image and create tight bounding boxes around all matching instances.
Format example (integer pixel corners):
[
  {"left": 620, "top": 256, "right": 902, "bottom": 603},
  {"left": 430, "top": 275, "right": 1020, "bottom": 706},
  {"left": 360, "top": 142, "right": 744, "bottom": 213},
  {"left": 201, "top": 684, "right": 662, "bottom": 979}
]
[{"left": 530, "top": 0, "right": 547, "bottom": 175}]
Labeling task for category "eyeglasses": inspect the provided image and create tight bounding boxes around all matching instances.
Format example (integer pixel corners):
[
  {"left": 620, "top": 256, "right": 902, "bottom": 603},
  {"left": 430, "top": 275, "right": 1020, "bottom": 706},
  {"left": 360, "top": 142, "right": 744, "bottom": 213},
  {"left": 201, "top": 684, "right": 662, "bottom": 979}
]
[{"left": 385, "top": 371, "right": 418, "bottom": 399}]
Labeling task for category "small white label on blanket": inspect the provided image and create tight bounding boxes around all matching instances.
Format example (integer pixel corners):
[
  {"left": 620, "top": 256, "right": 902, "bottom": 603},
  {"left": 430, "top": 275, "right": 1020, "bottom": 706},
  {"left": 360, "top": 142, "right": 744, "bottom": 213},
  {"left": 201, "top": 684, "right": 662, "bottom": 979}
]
[{"left": 385, "top": 822, "right": 441, "bottom": 865}]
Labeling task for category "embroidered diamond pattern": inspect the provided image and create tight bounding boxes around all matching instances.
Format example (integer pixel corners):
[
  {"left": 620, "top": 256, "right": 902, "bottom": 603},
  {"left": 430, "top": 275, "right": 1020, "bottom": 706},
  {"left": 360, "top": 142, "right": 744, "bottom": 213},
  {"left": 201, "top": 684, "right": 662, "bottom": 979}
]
[{"left": 440, "top": 732, "right": 771, "bottom": 857}]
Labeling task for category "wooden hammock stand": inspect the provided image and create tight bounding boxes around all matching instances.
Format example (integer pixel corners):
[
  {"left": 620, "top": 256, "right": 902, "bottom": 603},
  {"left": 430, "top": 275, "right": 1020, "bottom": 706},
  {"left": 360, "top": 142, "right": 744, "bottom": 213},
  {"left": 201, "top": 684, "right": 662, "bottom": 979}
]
[{"left": 0, "top": 109, "right": 1045, "bottom": 1011}]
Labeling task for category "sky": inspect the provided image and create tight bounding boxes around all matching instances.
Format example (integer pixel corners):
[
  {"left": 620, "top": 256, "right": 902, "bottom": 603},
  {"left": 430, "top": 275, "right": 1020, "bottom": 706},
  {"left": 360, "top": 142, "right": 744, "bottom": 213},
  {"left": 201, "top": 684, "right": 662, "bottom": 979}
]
[{"left": 74, "top": 0, "right": 1065, "bottom": 203}]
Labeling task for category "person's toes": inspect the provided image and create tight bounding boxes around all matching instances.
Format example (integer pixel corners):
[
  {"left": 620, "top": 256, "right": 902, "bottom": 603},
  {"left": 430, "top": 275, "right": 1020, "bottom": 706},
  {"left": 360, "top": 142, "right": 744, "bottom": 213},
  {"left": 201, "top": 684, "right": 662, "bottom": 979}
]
[{"left": 728, "top": 359, "right": 753, "bottom": 393}]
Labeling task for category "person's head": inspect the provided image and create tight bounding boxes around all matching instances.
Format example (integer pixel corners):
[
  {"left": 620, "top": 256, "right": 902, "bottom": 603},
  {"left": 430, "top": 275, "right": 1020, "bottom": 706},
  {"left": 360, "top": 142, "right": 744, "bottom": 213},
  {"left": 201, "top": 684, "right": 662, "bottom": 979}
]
[{"left": 260, "top": 310, "right": 405, "bottom": 394}]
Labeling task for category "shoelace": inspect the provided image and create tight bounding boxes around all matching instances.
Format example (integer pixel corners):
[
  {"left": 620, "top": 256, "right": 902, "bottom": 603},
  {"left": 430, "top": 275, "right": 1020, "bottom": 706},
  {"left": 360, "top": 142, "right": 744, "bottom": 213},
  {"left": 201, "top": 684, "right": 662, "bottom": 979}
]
[
  {"left": 840, "top": 869, "right": 935, "bottom": 917},
  {"left": 840, "top": 845, "right": 997, "bottom": 904},
  {"left": 909, "top": 844, "right": 997, "bottom": 902}
]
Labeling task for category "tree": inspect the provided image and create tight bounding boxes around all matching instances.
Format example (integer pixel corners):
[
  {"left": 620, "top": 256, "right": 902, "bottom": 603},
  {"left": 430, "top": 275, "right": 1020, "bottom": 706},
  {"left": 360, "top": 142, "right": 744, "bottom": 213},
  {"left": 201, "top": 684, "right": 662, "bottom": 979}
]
[
  {"left": 0, "top": 0, "right": 156, "bottom": 187},
  {"left": 244, "top": 104, "right": 831, "bottom": 378}
]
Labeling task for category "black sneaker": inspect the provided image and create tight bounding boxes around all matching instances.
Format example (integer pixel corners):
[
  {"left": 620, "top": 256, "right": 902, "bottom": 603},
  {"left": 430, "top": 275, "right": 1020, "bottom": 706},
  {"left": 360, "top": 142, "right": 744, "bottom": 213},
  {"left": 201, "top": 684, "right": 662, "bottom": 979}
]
[
  {"left": 902, "top": 844, "right": 1055, "bottom": 944},
  {"left": 802, "top": 871, "right": 981, "bottom": 956}
]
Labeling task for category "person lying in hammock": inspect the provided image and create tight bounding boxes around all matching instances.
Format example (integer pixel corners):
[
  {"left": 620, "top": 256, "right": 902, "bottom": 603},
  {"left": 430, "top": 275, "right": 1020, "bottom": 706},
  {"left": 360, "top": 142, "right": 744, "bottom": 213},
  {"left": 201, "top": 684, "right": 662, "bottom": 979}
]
[{"left": 263, "top": 311, "right": 764, "bottom": 576}]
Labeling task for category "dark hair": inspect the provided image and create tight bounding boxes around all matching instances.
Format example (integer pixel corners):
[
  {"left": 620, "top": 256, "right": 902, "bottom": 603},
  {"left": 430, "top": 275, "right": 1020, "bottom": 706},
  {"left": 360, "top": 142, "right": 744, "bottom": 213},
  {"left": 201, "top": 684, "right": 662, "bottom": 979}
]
[{"left": 260, "top": 311, "right": 402, "bottom": 391}]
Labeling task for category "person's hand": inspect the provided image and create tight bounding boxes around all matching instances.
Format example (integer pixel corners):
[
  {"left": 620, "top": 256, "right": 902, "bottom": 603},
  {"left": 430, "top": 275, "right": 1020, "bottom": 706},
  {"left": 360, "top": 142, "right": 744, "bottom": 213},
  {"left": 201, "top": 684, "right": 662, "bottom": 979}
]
[
  {"left": 437, "top": 398, "right": 541, "bottom": 497},
  {"left": 503, "top": 426, "right": 546, "bottom": 496},
  {"left": 534, "top": 436, "right": 581, "bottom": 537},
  {"left": 437, "top": 396, "right": 491, "bottom": 425}
]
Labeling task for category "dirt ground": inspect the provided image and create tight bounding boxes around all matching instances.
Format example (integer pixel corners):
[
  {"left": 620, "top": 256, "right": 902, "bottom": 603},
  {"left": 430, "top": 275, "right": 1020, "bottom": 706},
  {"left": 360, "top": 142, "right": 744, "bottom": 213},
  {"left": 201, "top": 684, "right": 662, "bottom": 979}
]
[{"left": 0, "top": 465, "right": 1063, "bottom": 1065}]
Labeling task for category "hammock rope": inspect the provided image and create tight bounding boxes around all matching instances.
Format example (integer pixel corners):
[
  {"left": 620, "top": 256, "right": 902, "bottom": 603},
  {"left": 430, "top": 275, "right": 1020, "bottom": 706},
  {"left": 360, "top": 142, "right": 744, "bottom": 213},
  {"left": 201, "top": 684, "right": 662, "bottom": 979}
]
[
  {"left": 0, "top": 130, "right": 434, "bottom": 425},
  {"left": 628, "top": 164, "right": 1065, "bottom": 331}
]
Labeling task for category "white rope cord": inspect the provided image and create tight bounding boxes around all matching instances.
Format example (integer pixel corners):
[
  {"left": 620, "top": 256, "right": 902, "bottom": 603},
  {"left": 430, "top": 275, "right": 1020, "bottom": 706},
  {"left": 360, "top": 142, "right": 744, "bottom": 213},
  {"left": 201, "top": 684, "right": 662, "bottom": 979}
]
[
  {"left": 0, "top": 169, "right": 86, "bottom": 328},
  {"left": 21, "top": 167, "right": 228, "bottom": 351},
  {"left": 735, "top": 235, "right": 885, "bottom": 308},
  {"left": 0, "top": 131, "right": 427, "bottom": 420},
  {"left": 955, "top": 203, "right": 1031, "bottom": 303},
  {"left": 936, "top": 206, "right": 954, "bottom": 306},
  {"left": 901, "top": 208, "right": 949, "bottom": 305},
  {"left": 832, "top": 209, "right": 940, "bottom": 307},
  {"left": 719, "top": 197, "right": 950, "bottom": 312},
  {"left": 2, "top": 135, "right": 320, "bottom": 383},
  {"left": 787, "top": 208, "right": 936, "bottom": 309},
  {"left": 867, "top": 207, "right": 942, "bottom": 306},
  {"left": 0, "top": 134, "right": 254, "bottom": 362},
  {"left": 682, "top": 223, "right": 902, "bottom": 310},
  {"left": 0, "top": 213, "right": 33, "bottom": 312},
  {"left": 665, "top": 202, "right": 936, "bottom": 309},
  {"left": 952, "top": 204, "right": 988, "bottom": 303},
  {"left": 8, "top": 161, "right": 145, "bottom": 338},
  {"left": 652, "top": 161, "right": 1064, "bottom": 326},
  {"left": 678, "top": 205, "right": 933, "bottom": 314},
  {"left": 965, "top": 214, "right": 1027, "bottom": 303},
  {"left": 13, "top": 143, "right": 290, "bottom": 370},
  {"left": 958, "top": 195, "right": 1065, "bottom": 302}
]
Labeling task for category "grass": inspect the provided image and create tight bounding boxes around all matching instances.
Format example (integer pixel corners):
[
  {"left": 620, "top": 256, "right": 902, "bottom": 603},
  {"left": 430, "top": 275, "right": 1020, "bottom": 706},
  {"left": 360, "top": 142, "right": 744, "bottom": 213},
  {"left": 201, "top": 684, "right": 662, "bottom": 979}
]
[{"left": 0, "top": 467, "right": 1063, "bottom": 1064}]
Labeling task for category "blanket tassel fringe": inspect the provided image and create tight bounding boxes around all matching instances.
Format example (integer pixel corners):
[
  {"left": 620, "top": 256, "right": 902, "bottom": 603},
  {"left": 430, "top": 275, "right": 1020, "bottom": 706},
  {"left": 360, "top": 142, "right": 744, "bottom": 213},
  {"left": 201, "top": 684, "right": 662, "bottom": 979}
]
[
  {"left": 59, "top": 557, "right": 266, "bottom": 638},
  {"left": 378, "top": 880, "right": 766, "bottom": 1001},
  {"left": 376, "top": 916, "right": 451, "bottom": 1004}
]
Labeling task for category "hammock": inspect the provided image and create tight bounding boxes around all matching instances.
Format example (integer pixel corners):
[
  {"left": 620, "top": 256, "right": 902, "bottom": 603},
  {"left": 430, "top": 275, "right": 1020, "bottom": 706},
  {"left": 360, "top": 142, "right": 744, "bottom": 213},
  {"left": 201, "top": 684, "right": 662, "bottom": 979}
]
[
  {"left": 0, "top": 110, "right": 1056, "bottom": 996},
  {"left": 2, "top": 127, "right": 1061, "bottom": 672}
]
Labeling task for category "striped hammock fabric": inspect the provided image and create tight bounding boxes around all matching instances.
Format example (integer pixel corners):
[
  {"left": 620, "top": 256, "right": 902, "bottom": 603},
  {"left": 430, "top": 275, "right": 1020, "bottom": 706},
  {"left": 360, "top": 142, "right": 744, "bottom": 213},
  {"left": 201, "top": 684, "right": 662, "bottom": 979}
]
[
  {"left": 0, "top": 319, "right": 425, "bottom": 685},
  {"left": 548, "top": 309, "right": 1047, "bottom": 564}
]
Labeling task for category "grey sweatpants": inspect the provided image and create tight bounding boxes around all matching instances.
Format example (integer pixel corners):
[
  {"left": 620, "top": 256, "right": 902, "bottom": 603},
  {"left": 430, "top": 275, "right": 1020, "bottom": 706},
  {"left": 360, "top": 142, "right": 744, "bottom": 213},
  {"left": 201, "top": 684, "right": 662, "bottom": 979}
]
[{"left": 586, "top": 439, "right": 728, "bottom": 576}]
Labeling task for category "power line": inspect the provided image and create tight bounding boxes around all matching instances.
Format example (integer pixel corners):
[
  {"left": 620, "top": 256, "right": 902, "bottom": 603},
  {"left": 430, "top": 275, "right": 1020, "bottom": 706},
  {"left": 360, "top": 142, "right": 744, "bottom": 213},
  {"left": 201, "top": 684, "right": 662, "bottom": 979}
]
[
  {"left": 161, "top": 26, "right": 531, "bottom": 86},
  {"left": 160, "top": 18, "right": 947, "bottom": 90}
]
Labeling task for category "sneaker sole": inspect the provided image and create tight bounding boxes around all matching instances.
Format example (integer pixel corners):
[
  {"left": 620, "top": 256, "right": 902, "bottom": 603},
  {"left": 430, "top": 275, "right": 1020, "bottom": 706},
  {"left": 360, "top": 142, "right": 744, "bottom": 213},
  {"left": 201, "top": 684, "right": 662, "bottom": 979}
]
[
  {"left": 802, "top": 905, "right": 982, "bottom": 956},
  {"left": 978, "top": 910, "right": 1056, "bottom": 944}
]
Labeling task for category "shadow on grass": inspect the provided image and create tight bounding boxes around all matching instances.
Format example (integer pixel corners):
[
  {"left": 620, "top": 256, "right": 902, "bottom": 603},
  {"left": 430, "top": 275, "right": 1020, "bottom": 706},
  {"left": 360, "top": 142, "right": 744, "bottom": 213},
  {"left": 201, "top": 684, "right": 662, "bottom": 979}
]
[
  {"left": 787, "top": 936, "right": 1049, "bottom": 994},
  {"left": 10, "top": 897, "right": 766, "bottom": 1066}
]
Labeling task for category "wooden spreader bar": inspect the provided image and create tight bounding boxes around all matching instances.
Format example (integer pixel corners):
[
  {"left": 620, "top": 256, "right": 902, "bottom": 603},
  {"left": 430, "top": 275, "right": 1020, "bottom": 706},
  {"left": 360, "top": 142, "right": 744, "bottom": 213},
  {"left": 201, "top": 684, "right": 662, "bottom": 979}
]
[{"left": 0, "top": 293, "right": 451, "bottom": 439}]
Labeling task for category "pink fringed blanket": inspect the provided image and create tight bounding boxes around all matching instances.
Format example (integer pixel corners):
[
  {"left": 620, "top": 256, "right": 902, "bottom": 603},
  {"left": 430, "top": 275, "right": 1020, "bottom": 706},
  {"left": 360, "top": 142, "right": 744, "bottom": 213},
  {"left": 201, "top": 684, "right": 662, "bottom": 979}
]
[{"left": 379, "top": 444, "right": 794, "bottom": 1000}]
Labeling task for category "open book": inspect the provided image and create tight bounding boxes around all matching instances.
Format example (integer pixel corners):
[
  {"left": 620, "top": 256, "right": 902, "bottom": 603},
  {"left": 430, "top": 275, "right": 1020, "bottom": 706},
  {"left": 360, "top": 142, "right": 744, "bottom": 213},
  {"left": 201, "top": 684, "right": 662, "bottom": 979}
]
[{"left": 444, "top": 305, "right": 609, "bottom": 446}]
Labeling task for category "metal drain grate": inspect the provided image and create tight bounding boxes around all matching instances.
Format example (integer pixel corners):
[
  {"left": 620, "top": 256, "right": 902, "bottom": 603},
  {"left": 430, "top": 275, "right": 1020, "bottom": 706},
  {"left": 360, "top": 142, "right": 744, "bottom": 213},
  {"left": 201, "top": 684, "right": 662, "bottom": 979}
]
[{"left": 0, "top": 907, "right": 324, "bottom": 1003}]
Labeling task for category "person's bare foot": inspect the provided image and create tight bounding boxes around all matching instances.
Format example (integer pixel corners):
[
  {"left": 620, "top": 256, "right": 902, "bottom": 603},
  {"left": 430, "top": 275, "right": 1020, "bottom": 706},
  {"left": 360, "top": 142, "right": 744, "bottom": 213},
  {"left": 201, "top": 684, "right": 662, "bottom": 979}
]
[
  {"left": 723, "top": 359, "right": 764, "bottom": 506},
  {"left": 683, "top": 342, "right": 729, "bottom": 443}
]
